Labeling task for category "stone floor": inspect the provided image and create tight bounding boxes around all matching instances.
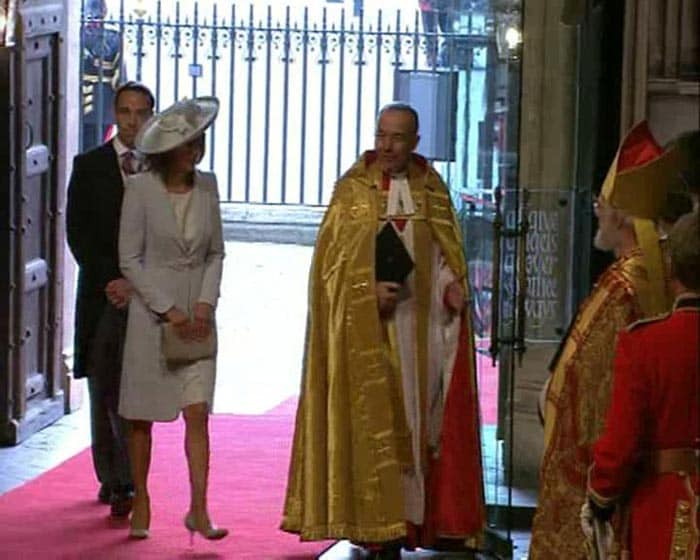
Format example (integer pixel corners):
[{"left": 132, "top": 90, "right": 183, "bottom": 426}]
[{"left": 0, "top": 240, "right": 531, "bottom": 559}]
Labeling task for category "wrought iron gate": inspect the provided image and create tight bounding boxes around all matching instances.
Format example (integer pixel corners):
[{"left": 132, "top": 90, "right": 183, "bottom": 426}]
[{"left": 79, "top": 1, "right": 494, "bottom": 205}]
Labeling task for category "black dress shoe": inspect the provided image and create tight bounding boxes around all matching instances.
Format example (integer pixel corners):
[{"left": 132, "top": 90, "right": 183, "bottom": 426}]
[
  {"left": 110, "top": 489, "right": 134, "bottom": 518},
  {"left": 370, "top": 548, "right": 401, "bottom": 560},
  {"left": 98, "top": 484, "right": 112, "bottom": 505},
  {"left": 369, "top": 542, "right": 402, "bottom": 560}
]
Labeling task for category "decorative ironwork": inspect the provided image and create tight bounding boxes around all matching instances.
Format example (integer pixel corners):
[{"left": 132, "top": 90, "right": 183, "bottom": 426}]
[{"left": 80, "top": 0, "right": 495, "bottom": 205}]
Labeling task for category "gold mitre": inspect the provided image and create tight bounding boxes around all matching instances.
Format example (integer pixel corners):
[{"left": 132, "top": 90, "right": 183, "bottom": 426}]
[
  {"left": 600, "top": 121, "right": 678, "bottom": 219},
  {"left": 601, "top": 121, "right": 675, "bottom": 315}
]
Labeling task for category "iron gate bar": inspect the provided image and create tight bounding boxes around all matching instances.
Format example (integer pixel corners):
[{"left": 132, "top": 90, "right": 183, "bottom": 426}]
[
  {"left": 299, "top": 7, "right": 309, "bottom": 205},
  {"left": 244, "top": 4, "right": 254, "bottom": 204},
  {"left": 391, "top": 10, "right": 401, "bottom": 70},
  {"left": 209, "top": 3, "right": 218, "bottom": 171},
  {"left": 226, "top": 4, "right": 236, "bottom": 202},
  {"left": 373, "top": 10, "right": 382, "bottom": 144},
  {"left": 191, "top": 3, "right": 198, "bottom": 99},
  {"left": 412, "top": 11, "right": 420, "bottom": 70},
  {"left": 155, "top": 1, "right": 162, "bottom": 112},
  {"left": 317, "top": 8, "right": 328, "bottom": 206},
  {"left": 262, "top": 6, "right": 272, "bottom": 204},
  {"left": 335, "top": 9, "right": 345, "bottom": 181},
  {"left": 353, "top": 8, "right": 364, "bottom": 159},
  {"left": 281, "top": 6, "right": 291, "bottom": 203},
  {"left": 135, "top": 17, "right": 143, "bottom": 81},
  {"left": 173, "top": 3, "right": 181, "bottom": 104}
]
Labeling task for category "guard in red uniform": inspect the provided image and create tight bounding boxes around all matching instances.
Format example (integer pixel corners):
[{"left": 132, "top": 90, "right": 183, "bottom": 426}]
[{"left": 586, "top": 211, "right": 700, "bottom": 560}]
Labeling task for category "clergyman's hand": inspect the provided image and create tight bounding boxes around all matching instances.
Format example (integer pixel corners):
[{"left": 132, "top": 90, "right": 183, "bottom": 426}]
[
  {"left": 444, "top": 280, "right": 465, "bottom": 314},
  {"left": 376, "top": 281, "right": 401, "bottom": 319}
]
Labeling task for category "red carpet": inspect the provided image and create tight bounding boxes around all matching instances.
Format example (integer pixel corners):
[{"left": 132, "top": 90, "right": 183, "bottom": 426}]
[
  {"left": 0, "top": 413, "right": 331, "bottom": 559},
  {"left": 475, "top": 345, "right": 499, "bottom": 425},
  {"left": 0, "top": 352, "right": 498, "bottom": 560}
]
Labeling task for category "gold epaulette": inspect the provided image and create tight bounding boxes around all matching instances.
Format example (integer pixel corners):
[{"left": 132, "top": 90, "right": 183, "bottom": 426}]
[{"left": 626, "top": 311, "right": 670, "bottom": 331}]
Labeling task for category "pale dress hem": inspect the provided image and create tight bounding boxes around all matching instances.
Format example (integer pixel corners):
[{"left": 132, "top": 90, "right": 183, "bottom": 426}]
[{"left": 119, "top": 356, "right": 216, "bottom": 422}]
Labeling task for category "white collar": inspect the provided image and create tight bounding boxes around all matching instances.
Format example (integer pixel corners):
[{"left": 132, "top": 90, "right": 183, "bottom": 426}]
[
  {"left": 112, "top": 136, "right": 131, "bottom": 158},
  {"left": 386, "top": 175, "right": 415, "bottom": 217}
]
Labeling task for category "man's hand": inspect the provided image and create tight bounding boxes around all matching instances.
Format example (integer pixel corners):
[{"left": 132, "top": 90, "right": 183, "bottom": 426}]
[
  {"left": 105, "top": 278, "right": 132, "bottom": 309},
  {"left": 444, "top": 280, "right": 465, "bottom": 314},
  {"left": 376, "top": 281, "right": 401, "bottom": 319},
  {"left": 192, "top": 302, "right": 213, "bottom": 340}
]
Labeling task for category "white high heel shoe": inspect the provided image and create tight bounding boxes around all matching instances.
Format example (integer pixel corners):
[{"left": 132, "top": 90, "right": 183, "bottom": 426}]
[{"left": 184, "top": 512, "right": 228, "bottom": 544}]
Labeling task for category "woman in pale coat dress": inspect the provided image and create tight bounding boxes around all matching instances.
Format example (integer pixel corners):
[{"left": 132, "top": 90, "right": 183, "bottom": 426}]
[{"left": 118, "top": 97, "right": 227, "bottom": 541}]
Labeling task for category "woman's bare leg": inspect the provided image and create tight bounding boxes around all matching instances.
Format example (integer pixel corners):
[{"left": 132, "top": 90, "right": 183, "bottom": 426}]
[
  {"left": 183, "top": 402, "right": 211, "bottom": 528},
  {"left": 128, "top": 419, "right": 153, "bottom": 531}
]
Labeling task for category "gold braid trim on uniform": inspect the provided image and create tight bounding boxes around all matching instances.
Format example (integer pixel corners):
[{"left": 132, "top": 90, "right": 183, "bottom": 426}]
[
  {"left": 668, "top": 477, "right": 699, "bottom": 560},
  {"left": 281, "top": 152, "right": 470, "bottom": 543},
  {"left": 530, "top": 250, "right": 671, "bottom": 559}
]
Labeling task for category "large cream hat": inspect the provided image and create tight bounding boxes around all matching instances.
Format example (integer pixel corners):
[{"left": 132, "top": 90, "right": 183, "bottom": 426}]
[{"left": 135, "top": 96, "right": 219, "bottom": 155}]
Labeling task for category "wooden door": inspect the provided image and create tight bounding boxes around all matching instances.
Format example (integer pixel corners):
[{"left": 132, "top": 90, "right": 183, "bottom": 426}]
[{"left": 0, "top": 0, "right": 65, "bottom": 445}]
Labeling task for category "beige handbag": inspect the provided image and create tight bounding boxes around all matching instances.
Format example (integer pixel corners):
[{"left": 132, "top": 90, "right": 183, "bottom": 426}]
[{"left": 161, "top": 322, "right": 216, "bottom": 364}]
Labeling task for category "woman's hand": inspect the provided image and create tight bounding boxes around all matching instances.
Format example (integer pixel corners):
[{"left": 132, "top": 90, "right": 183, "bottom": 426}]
[
  {"left": 164, "top": 307, "right": 192, "bottom": 340},
  {"left": 192, "top": 302, "right": 213, "bottom": 340}
]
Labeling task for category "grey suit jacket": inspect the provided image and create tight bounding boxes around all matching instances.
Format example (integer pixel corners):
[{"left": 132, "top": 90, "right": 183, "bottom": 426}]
[{"left": 118, "top": 170, "right": 225, "bottom": 421}]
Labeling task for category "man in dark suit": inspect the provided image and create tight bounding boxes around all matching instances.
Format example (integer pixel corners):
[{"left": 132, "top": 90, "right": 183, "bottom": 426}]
[{"left": 66, "top": 81, "right": 154, "bottom": 517}]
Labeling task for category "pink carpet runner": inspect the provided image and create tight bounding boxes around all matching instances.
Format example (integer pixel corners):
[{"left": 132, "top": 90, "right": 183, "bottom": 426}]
[{"left": 0, "top": 412, "right": 330, "bottom": 559}]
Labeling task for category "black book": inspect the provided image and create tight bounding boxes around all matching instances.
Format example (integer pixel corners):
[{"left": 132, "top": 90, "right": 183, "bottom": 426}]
[{"left": 375, "top": 221, "right": 414, "bottom": 284}]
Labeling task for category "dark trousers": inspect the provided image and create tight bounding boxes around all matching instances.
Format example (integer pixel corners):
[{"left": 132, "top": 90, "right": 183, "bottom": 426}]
[{"left": 87, "top": 306, "right": 132, "bottom": 492}]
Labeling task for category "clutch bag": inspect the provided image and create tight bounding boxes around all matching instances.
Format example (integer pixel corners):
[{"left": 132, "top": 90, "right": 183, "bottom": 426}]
[{"left": 161, "top": 322, "right": 216, "bottom": 364}]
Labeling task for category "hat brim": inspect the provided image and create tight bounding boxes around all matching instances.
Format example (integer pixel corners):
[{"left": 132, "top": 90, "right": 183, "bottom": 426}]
[{"left": 135, "top": 97, "right": 219, "bottom": 155}]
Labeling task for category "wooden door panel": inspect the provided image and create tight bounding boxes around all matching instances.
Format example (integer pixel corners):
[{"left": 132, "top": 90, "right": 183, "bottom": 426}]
[
  {"left": 21, "top": 38, "right": 53, "bottom": 409},
  {"left": 0, "top": 0, "right": 64, "bottom": 445}
]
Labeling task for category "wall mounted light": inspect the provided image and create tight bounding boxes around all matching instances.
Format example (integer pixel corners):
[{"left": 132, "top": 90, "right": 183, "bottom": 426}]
[
  {"left": 494, "top": 1, "right": 522, "bottom": 61},
  {"left": 504, "top": 25, "right": 522, "bottom": 51}
]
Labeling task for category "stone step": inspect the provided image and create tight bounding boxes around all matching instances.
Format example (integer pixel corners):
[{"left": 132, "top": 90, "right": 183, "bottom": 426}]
[{"left": 220, "top": 203, "right": 323, "bottom": 245}]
